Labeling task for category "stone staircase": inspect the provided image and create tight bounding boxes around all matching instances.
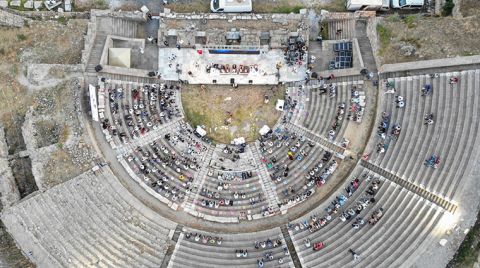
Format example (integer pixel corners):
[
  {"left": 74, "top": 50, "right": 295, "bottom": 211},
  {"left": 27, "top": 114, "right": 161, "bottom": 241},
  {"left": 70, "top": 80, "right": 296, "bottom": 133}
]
[
  {"left": 370, "top": 70, "right": 480, "bottom": 201},
  {"left": 85, "top": 17, "right": 141, "bottom": 73},
  {"left": 285, "top": 122, "right": 345, "bottom": 155},
  {"left": 1, "top": 166, "right": 176, "bottom": 267},
  {"left": 115, "top": 119, "right": 183, "bottom": 155},
  {"left": 281, "top": 225, "right": 302, "bottom": 268},
  {"left": 112, "top": 17, "right": 139, "bottom": 38},
  {"left": 327, "top": 19, "right": 356, "bottom": 40},
  {"left": 361, "top": 159, "right": 457, "bottom": 213},
  {"left": 103, "top": 73, "right": 159, "bottom": 84},
  {"left": 182, "top": 146, "right": 215, "bottom": 212},
  {"left": 250, "top": 142, "right": 280, "bottom": 212},
  {"left": 160, "top": 224, "right": 184, "bottom": 268},
  {"left": 355, "top": 19, "right": 377, "bottom": 72},
  {"left": 168, "top": 227, "right": 294, "bottom": 268}
]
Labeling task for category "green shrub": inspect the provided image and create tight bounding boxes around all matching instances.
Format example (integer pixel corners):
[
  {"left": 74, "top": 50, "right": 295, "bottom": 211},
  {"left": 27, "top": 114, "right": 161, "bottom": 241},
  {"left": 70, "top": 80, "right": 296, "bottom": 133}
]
[
  {"left": 16, "top": 34, "right": 27, "bottom": 41},
  {"left": 387, "top": 13, "right": 401, "bottom": 22},
  {"left": 377, "top": 24, "right": 392, "bottom": 56},
  {"left": 57, "top": 16, "right": 67, "bottom": 25},
  {"left": 272, "top": 5, "right": 303, "bottom": 13},
  {"left": 320, "top": 21, "right": 329, "bottom": 40},
  {"left": 442, "top": 0, "right": 454, "bottom": 16},
  {"left": 404, "top": 15, "right": 416, "bottom": 28}
]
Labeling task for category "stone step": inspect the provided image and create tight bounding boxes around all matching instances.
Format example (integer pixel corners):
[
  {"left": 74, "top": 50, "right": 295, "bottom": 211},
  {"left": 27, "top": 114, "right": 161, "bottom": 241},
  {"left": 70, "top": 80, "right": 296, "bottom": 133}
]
[{"left": 360, "top": 159, "right": 457, "bottom": 213}]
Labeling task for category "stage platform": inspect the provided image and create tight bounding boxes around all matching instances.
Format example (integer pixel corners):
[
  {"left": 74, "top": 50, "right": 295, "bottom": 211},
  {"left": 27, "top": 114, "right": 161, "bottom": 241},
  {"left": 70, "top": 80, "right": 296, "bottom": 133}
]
[{"left": 158, "top": 48, "right": 306, "bottom": 85}]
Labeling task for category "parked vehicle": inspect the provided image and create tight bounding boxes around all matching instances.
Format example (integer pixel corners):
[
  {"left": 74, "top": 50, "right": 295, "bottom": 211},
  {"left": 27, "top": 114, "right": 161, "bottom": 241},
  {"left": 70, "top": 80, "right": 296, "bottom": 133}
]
[
  {"left": 211, "top": 0, "right": 252, "bottom": 13},
  {"left": 346, "top": 0, "right": 424, "bottom": 11}
]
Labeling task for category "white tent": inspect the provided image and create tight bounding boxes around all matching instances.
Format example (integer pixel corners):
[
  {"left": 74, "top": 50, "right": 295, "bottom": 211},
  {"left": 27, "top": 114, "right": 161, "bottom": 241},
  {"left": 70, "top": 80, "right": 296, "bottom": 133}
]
[
  {"left": 232, "top": 137, "right": 245, "bottom": 145},
  {"left": 259, "top": 125, "right": 270, "bottom": 136},
  {"left": 108, "top": 48, "right": 131, "bottom": 68},
  {"left": 89, "top": 84, "right": 99, "bottom": 122},
  {"left": 196, "top": 126, "right": 207, "bottom": 137},
  {"left": 275, "top": 99, "right": 285, "bottom": 111}
]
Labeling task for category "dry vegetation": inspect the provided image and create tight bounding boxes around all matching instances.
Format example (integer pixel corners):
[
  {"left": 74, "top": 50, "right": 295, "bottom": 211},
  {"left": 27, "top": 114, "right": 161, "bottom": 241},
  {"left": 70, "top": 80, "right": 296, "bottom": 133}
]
[
  {"left": 166, "top": 1, "right": 210, "bottom": 13},
  {"left": 377, "top": 14, "right": 480, "bottom": 64},
  {"left": 165, "top": 0, "right": 345, "bottom": 13},
  {"left": 252, "top": 0, "right": 303, "bottom": 13},
  {"left": 312, "top": 0, "right": 346, "bottom": 12},
  {"left": 460, "top": 0, "right": 480, "bottom": 17},
  {"left": 0, "top": 19, "right": 87, "bottom": 127},
  {"left": 182, "top": 84, "right": 285, "bottom": 143}
]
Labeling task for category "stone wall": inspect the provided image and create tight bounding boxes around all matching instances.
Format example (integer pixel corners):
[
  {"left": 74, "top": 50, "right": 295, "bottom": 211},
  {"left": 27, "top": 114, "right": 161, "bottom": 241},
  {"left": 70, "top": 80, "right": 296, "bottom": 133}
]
[
  {"left": 80, "top": 13, "right": 97, "bottom": 68},
  {"left": 321, "top": 10, "right": 375, "bottom": 21},
  {"left": 0, "top": 9, "right": 24, "bottom": 27},
  {"left": 160, "top": 11, "right": 306, "bottom": 21},
  {"left": 380, "top": 54, "right": 480, "bottom": 73},
  {"left": 91, "top": 9, "right": 145, "bottom": 21},
  {"left": 366, "top": 16, "right": 381, "bottom": 71},
  {"left": 81, "top": 10, "right": 145, "bottom": 70},
  {"left": 0, "top": 126, "right": 21, "bottom": 209}
]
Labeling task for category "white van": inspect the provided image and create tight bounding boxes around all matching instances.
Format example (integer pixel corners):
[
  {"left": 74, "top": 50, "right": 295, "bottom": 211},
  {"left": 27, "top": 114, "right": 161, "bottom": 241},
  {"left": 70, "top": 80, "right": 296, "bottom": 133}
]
[
  {"left": 390, "top": 0, "right": 424, "bottom": 8},
  {"left": 210, "top": 0, "right": 253, "bottom": 13}
]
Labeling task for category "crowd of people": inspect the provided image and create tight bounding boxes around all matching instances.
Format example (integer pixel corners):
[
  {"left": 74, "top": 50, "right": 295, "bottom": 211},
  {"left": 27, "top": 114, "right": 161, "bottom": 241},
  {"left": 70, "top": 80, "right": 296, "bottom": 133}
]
[
  {"left": 198, "top": 170, "right": 265, "bottom": 209},
  {"left": 101, "top": 83, "right": 181, "bottom": 144},
  {"left": 258, "top": 127, "right": 338, "bottom": 208},
  {"left": 254, "top": 237, "right": 289, "bottom": 267}
]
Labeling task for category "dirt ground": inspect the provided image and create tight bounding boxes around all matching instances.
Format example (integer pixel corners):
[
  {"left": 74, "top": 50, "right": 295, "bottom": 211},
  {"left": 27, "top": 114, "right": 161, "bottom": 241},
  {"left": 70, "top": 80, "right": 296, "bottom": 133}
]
[
  {"left": 182, "top": 84, "right": 285, "bottom": 144},
  {"left": 0, "top": 19, "right": 87, "bottom": 135},
  {"left": 0, "top": 19, "right": 94, "bottom": 189},
  {"left": 377, "top": 14, "right": 480, "bottom": 64},
  {"left": 459, "top": 0, "right": 480, "bottom": 17}
]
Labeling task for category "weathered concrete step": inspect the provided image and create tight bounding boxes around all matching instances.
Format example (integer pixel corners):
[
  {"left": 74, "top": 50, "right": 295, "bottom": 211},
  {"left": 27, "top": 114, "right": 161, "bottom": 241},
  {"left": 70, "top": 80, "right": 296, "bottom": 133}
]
[
  {"left": 360, "top": 159, "right": 457, "bottom": 213},
  {"left": 285, "top": 122, "right": 345, "bottom": 155},
  {"left": 280, "top": 225, "right": 302, "bottom": 268}
]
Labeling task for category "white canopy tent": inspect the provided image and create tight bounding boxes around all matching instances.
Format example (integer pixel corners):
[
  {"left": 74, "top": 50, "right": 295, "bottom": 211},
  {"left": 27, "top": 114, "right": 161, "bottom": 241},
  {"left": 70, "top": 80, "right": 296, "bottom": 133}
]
[
  {"left": 259, "top": 125, "right": 271, "bottom": 136},
  {"left": 196, "top": 126, "right": 207, "bottom": 137}
]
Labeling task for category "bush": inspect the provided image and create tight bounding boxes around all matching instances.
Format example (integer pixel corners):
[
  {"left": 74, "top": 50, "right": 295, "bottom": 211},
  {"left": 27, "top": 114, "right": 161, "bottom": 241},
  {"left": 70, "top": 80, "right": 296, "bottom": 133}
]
[
  {"left": 442, "top": 0, "right": 454, "bottom": 16},
  {"left": 377, "top": 24, "right": 392, "bottom": 56},
  {"left": 377, "top": 24, "right": 391, "bottom": 47},
  {"left": 16, "top": 34, "right": 27, "bottom": 41},
  {"left": 404, "top": 15, "right": 416, "bottom": 28},
  {"left": 272, "top": 5, "right": 303, "bottom": 13},
  {"left": 387, "top": 13, "right": 401, "bottom": 23},
  {"left": 57, "top": 17, "right": 67, "bottom": 25},
  {"left": 320, "top": 21, "right": 329, "bottom": 40}
]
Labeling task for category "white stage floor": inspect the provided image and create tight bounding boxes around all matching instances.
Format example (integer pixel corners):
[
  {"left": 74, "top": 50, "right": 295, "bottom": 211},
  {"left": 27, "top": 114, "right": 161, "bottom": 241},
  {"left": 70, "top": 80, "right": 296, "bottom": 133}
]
[{"left": 158, "top": 48, "right": 306, "bottom": 85}]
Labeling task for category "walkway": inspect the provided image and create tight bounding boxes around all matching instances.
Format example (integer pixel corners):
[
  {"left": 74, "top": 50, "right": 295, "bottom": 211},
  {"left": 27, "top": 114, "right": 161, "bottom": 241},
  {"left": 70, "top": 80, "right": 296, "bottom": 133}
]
[{"left": 361, "top": 159, "right": 458, "bottom": 213}]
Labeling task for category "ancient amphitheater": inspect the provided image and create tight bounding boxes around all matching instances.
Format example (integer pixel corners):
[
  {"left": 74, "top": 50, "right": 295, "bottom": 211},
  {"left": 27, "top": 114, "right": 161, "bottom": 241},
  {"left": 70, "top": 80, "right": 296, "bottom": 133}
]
[{"left": 1, "top": 7, "right": 480, "bottom": 268}]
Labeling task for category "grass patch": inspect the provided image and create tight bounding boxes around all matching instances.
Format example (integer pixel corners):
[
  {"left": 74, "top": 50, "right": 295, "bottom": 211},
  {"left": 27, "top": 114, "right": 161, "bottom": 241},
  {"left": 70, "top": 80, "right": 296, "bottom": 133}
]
[
  {"left": 166, "top": 2, "right": 210, "bottom": 13},
  {"left": 270, "top": 5, "right": 303, "bottom": 13},
  {"left": 461, "top": 51, "right": 475, "bottom": 56},
  {"left": 400, "top": 36, "right": 422, "bottom": 48},
  {"left": 181, "top": 84, "right": 284, "bottom": 143},
  {"left": 442, "top": 0, "right": 454, "bottom": 16},
  {"left": 253, "top": 0, "right": 303, "bottom": 13},
  {"left": 386, "top": 13, "right": 401, "bottom": 23},
  {"left": 184, "top": 109, "right": 208, "bottom": 129},
  {"left": 377, "top": 23, "right": 392, "bottom": 56},
  {"left": 59, "top": 124, "right": 70, "bottom": 144},
  {"left": 16, "top": 33, "right": 27, "bottom": 41},
  {"left": 449, "top": 223, "right": 480, "bottom": 267},
  {"left": 320, "top": 21, "right": 329, "bottom": 40},
  {"left": 403, "top": 15, "right": 417, "bottom": 28},
  {"left": 57, "top": 17, "right": 67, "bottom": 25},
  {"left": 313, "top": 0, "right": 346, "bottom": 12}
]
